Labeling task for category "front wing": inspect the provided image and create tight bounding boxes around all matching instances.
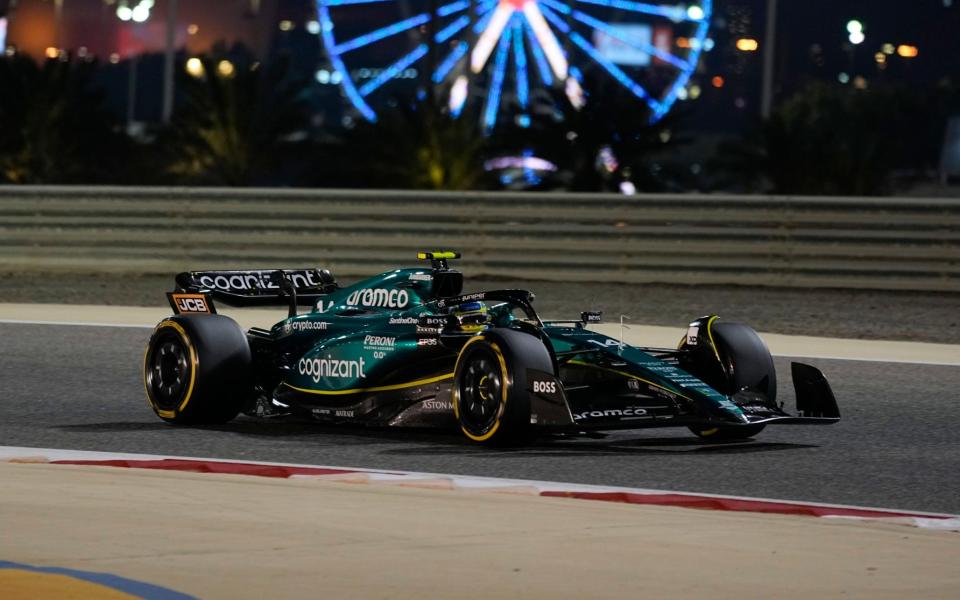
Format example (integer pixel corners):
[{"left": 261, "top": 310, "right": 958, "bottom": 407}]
[{"left": 525, "top": 362, "right": 840, "bottom": 431}]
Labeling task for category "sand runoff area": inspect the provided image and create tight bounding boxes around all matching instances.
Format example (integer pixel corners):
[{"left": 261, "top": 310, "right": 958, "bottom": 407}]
[{"left": 1, "top": 460, "right": 957, "bottom": 599}]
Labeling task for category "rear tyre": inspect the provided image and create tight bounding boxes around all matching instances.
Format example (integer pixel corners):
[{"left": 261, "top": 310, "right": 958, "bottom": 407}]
[
  {"left": 453, "top": 328, "right": 553, "bottom": 446},
  {"left": 144, "top": 315, "right": 253, "bottom": 424},
  {"left": 681, "top": 320, "right": 775, "bottom": 441}
]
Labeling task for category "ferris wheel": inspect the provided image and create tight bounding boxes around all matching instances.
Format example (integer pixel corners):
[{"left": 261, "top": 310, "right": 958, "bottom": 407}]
[{"left": 316, "top": 0, "right": 712, "bottom": 130}]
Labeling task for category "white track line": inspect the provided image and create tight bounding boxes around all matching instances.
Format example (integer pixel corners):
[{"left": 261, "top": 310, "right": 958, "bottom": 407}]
[
  {"left": 0, "top": 318, "right": 153, "bottom": 329},
  {"left": 1, "top": 317, "right": 957, "bottom": 366},
  {"left": 776, "top": 354, "right": 960, "bottom": 367}
]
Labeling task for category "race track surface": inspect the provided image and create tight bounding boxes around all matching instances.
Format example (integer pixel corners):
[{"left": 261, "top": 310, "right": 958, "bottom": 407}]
[{"left": 1, "top": 322, "right": 958, "bottom": 514}]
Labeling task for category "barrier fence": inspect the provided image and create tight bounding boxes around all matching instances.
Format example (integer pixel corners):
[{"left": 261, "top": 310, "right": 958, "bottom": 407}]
[{"left": 1, "top": 186, "right": 957, "bottom": 291}]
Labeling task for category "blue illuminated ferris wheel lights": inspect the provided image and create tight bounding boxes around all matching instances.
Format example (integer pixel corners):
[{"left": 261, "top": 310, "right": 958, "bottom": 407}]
[
  {"left": 538, "top": 0, "right": 691, "bottom": 70},
  {"left": 483, "top": 25, "right": 514, "bottom": 131},
  {"left": 433, "top": 41, "right": 469, "bottom": 84},
  {"left": 359, "top": 44, "right": 429, "bottom": 97},
  {"left": 436, "top": 15, "right": 471, "bottom": 44},
  {"left": 317, "top": 0, "right": 712, "bottom": 127},
  {"left": 437, "top": 0, "right": 470, "bottom": 17},
  {"left": 574, "top": 0, "right": 701, "bottom": 22},
  {"left": 332, "top": 13, "right": 430, "bottom": 55},
  {"left": 512, "top": 19, "right": 529, "bottom": 109},
  {"left": 523, "top": 18, "right": 553, "bottom": 86}
]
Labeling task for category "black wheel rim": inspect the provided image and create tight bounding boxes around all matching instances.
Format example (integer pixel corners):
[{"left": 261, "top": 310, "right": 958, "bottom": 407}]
[
  {"left": 457, "top": 348, "right": 504, "bottom": 436},
  {"left": 147, "top": 333, "right": 190, "bottom": 410}
]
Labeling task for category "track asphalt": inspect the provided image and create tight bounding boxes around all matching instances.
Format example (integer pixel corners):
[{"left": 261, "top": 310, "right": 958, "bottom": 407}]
[{"left": 1, "top": 319, "right": 958, "bottom": 514}]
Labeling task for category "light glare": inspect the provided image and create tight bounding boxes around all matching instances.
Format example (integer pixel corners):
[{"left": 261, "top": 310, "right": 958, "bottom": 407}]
[
  {"left": 470, "top": 5, "right": 512, "bottom": 73},
  {"left": 131, "top": 4, "right": 150, "bottom": 22},
  {"left": 185, "top": 57, "right": 204, "bottom": 78},
  {"left": 897, "top": 44, "right": 919, "bottom": 58},
  {"left": 522, "top": 2, "right": 568, "bottom": 80},
  {"left": 449, "top": 75, "right": 468, "bottom": 117},
  {"left": 686, "top": 5, "right": 704, "bottom": 21},
  {"left": 216, "top": 60, "right": 235, "bottom": 78}
]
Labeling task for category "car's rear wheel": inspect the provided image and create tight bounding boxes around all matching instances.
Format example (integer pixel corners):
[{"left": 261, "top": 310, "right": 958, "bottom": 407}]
[
  {"left": 453, "top": 328, "right": 553, "bottom": 446},
  {"left": 144, "top": 315, "right": 253, "bottom": 424},
  {"left": 681, "top": 319, "right": 775, "bottom": 441}
]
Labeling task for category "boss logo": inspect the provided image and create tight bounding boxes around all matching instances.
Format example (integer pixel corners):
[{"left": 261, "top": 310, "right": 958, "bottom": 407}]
[
  {"left": 532, "top": 380, "right": 557, "bottom": 394},
  {"left": 170, "top": 294, "right": 213, "bottom": 314},
  {"left": 418, "top": 316, "right": 447, "bottom": 327}
]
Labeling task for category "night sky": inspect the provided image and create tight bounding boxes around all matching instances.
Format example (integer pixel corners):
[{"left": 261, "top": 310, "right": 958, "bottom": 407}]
[
  {"left": 742, "top": 0, "right": 958, "bottom": 84},
  {"left": 1, "top": 0, "right": 956, "bottom": 131}
]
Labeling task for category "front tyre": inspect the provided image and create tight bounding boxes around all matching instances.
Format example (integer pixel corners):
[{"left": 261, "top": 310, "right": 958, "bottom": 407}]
[
  {"left": 682, "top": 319, "right": 776, "bottom": 441},
  {"left": 144, "top": 315, "right": 253, "bottom": 424},
  {"left": 689, "top": 423, "right": 766, "bottom": 440},
  {"left": 453, "top": 328, "right": 553, "bottom": 446}
]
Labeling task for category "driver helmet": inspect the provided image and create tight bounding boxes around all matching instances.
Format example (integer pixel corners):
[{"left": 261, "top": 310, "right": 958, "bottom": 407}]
[{"left": 452, "top": 301, "right": 489, "bottom": 333}]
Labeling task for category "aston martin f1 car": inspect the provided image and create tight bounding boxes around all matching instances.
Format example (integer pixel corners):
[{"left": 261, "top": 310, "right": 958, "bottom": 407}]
[{"left": 144, "top": 252, "right": 840, "bottom": 445}]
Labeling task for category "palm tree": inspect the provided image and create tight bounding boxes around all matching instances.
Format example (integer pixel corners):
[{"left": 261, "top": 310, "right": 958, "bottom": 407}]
[
  {"left": 0, "top": 54, "right": 129, "bottom": 183},
  {"left": 160, "top": 53, "right": 313, "bottom": 186},
  {"left": 712, "top": 83, "right": 930, "bottom": 195},
  {"left": 328, "top": 97, "right": 491, "bottom": 190}
]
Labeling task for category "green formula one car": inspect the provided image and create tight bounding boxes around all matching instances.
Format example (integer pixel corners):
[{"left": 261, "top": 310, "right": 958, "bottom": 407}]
[{"left": 144, "top": 252, "right": 840, "bottom": 445}]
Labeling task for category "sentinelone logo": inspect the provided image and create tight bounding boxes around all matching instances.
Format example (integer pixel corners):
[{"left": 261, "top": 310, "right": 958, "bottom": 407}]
[{"left": 299, "top": 356, "right": 366, "bottom": 382}]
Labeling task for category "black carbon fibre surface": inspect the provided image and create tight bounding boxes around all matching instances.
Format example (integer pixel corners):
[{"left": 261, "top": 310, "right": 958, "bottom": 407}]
[{"left": 1, "top": 322, "right": 957, "bottom": 513}]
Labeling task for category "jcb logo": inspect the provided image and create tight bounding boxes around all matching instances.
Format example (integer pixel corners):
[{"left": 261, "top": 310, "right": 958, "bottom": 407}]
[
  {"left": 173, "top": 295, "right": 211, "bottom": 314},
  {"left": 532, "top": 380, "right": 557, "bottom": 394}
]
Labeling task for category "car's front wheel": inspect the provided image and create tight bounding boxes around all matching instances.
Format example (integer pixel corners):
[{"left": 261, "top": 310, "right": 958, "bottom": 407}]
[
  {"left": 452, "top": 328, "right": 553, "bottom": 446},
  {"left": 681, "top": 318, "right": 776, "bottom": 441}
]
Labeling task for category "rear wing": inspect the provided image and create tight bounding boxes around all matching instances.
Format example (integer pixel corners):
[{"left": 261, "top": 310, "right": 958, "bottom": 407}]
[{"left": 173, "top": 269, "right": 338, "bottom": 312}]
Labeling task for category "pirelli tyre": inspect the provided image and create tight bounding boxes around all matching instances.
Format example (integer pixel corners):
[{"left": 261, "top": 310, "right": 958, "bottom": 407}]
[
  {"left": 144, "top": 315, "right": 253, "bottom": 424},
  {"left": 682, "top": 320, "right": 776, "bottom": 441},
  {"left": 452, "top": 328, "right": 553, "bottom": 446}
]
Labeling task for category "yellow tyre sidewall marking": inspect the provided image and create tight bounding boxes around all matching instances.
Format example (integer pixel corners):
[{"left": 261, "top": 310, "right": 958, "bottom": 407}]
[
  {"left": 143, "top": 320, "right": 198, "bottom": 419},
  {"left": 705, "top": 315, "right": 723, "bottom": 366},
  {"left": 698, "top": 427, "right": 720, "bottom": 437},
  {"left": 282, "top": 372, "right": 453, "bottom": 396},
  {"left": 453, "top": 336, "right": 509, "bottom": 442},
  {"left": 478, "top": 375, "right": 489, "bottom": 400}
]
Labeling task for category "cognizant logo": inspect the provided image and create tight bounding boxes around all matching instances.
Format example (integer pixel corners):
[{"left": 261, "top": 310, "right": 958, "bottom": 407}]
[{"left": 298, "top": 356, "right": 366, "bottom": 382}]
